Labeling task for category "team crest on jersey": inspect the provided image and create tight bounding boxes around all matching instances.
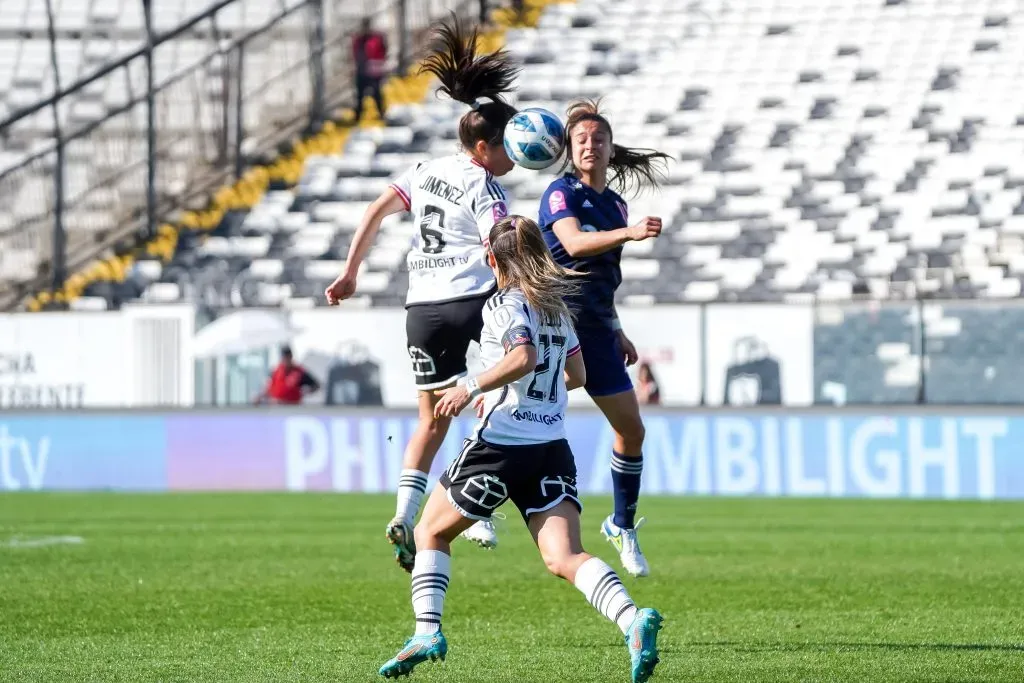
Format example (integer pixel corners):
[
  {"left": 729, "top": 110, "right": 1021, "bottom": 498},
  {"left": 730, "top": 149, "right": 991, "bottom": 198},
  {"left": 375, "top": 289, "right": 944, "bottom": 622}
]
[
  {"left": 501, "top": 325, "right": 533, "bottom": 353},
  {"left": 548, "top": 190, "right": 567, "bottom": 213},
  {"left": 492, "top": 200, "right": 508, "bottom": 223}
]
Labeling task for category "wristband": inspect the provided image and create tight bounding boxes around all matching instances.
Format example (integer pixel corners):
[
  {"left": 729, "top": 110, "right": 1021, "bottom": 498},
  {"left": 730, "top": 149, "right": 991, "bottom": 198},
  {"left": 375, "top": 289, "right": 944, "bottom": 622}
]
[
  {"left": 460, "top": 376, "right": 482, "bottom": 399},
  {"left": 610, "top": 317, "right": 623, "bottom": 331}
]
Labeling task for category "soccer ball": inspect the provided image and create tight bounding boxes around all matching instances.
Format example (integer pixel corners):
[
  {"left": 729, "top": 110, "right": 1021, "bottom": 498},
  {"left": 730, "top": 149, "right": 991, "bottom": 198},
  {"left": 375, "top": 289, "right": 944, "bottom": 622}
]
[{"left": 503, "top": 108, "right": 565, "bottom": 170}]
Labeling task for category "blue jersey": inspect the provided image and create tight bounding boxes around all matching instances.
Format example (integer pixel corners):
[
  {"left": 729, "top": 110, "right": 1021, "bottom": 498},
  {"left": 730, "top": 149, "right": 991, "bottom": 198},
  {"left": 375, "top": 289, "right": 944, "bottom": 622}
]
[{"left": 538, "top": 174, "right": 630, "bottom": 328}]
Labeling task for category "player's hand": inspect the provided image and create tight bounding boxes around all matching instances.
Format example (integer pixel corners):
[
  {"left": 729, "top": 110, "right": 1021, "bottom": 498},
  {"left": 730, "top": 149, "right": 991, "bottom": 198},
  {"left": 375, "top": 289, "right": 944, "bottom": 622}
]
[
  {"left": 433, "top": 385, "right": 471, "bottom": 418},
  {"left": 473, "top": 395, "right": 486, "bottom": 418},
  {"left": 626, "top": 216, "right": 662, "bottom": 242},
  {"left": 325, "top": 271, "right": 357, "bottom": 305},
  {"left": 617, "top": 330, "right": 639, "bottom": 367}
]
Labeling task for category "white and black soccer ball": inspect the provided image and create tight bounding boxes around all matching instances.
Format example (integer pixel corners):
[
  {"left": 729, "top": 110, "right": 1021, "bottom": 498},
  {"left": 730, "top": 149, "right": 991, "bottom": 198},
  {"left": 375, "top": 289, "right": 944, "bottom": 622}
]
[{"left": 503, "top": 108, "right": 565, "bottom": 171}]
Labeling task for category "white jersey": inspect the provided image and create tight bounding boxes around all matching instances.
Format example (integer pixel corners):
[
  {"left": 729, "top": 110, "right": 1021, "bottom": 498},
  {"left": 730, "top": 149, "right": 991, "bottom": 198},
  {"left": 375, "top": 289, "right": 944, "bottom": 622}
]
[
  {"left": 473, "top": 288, "right": 581, "bottom": 446},
  {"left": 390, "top": 154, "right": 509, "bottom": 306}
]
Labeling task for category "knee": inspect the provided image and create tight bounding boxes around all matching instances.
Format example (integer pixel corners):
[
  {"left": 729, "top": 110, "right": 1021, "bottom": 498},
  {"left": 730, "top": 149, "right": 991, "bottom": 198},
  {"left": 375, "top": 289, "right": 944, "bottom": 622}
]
[
  {"left": 414, "top": 519, "right": 446, "bottom": 549},
  {"left": 542, "top": 551, "right": 585, "bottom": 581},
  {"left": 617, "top": 417, "right": 645, "bottom": 452},
  {"left": 419, "top": 414, "right": 450, "bottom": 439}
]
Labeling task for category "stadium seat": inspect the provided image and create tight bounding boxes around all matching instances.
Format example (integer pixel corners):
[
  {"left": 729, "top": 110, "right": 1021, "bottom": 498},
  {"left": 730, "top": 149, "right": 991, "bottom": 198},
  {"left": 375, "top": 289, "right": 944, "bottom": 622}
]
[{"left": 8, "top": 0, "right": 1024, "bottom": 402}]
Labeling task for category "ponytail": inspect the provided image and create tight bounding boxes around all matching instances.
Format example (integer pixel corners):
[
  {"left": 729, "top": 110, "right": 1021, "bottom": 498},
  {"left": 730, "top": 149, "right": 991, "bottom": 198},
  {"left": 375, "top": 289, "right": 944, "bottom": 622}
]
[
  {"left": 562, "top": 98, "right": 670, "bottom": 196},
  {"left": 488, "top": 216, "right": 583, "bottom": 325},
  {"left": 420, "top": 14, "right": 519, "bottom": 149}
]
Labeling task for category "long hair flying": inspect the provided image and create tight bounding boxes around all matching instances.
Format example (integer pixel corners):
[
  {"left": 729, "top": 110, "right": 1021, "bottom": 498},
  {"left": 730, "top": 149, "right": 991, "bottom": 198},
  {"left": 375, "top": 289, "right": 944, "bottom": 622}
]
[
  {"left": 561, "top": 98, "right": 670, "bottom": 196},
  {"left": 419, "top": 14, "right": 520, "bottom": 148},
  {"left": 488, "top": 216, "right": 583, "bottom": 325}
]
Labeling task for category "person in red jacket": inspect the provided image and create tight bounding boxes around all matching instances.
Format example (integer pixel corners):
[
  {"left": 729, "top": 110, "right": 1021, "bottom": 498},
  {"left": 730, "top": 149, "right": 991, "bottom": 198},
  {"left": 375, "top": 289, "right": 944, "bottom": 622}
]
[
  {"left": 254, "top": 346, "right": 320, "bottom": 405},
  {"left": 351, "top": 17, "right": 388, "bottom": 123}
]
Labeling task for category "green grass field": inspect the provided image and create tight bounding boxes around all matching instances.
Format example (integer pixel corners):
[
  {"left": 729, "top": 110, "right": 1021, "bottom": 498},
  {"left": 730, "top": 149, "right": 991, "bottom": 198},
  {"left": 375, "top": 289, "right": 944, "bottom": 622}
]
[{"left": 1, "top": 494, "right": 1022, "bottom": 682}]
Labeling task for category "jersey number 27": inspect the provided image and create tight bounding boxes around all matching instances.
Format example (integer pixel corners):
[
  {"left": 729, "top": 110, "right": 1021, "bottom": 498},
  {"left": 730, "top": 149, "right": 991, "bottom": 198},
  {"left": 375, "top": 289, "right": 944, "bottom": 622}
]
[{"left": 527, "top": 333, "right": 566, "bottom": 403}]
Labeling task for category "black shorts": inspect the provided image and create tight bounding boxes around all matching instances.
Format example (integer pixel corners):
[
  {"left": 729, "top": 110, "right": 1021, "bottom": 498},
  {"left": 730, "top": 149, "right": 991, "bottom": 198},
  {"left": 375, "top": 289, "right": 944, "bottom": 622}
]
[
  {"left": 440, "top": 438, "right": 583, "bottom": 522},
  {"left": 406, "top": 291, "right": 492, "bottom": 389}
]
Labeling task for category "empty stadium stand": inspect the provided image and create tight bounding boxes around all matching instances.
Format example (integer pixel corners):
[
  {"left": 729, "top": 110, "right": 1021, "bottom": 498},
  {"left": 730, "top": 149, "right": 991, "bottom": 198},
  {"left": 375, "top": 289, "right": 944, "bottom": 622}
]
[
  {"left": 7, "top": 0, "right": 1024, "bottom": 403},
  {"left": 0, "top": 0, "right": 457, "bottom": 309},
  {"left": 78, "top": 0, "right": 1024, "bottom": 312}
]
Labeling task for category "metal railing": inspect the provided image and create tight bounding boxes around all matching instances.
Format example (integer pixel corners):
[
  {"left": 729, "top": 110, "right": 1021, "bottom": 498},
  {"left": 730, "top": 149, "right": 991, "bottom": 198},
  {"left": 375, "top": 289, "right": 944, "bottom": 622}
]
[{"left": 0, "top": 0, "right": 478, "bottom": 311}]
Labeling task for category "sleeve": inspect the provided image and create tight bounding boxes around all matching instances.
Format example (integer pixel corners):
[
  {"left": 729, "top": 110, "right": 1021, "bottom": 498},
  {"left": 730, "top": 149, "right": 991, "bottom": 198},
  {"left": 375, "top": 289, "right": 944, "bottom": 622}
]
[
  {"left": 485, "top": 299, "right": 535, "bottom": 354},
  {"left": 538, "top": 180, "right": 578, "bottom": 228},
  {"left": 389, "top": 163, "right": 416, "bottom": 210},
  {"left": 472, "top": 177, "right": 509, "bottom": 246},
  {"left": 565, "top": 319, "right": 581, "bottom": 359},
  {"left": 300, "top": 369, "right": 319, "bottom": 390}
]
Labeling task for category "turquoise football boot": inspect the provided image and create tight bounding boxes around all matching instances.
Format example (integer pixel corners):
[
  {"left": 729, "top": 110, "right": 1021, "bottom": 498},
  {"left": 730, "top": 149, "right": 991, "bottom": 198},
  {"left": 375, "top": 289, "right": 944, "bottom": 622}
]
[
  {"left": 385, "top": 517, "right": 416, "bottom": 573},
  {"left": 378, "top": 631, "right": 447, "bottom": 678},
  {"left": 625, "top": 608, "right": 663, "bottom": 683}
]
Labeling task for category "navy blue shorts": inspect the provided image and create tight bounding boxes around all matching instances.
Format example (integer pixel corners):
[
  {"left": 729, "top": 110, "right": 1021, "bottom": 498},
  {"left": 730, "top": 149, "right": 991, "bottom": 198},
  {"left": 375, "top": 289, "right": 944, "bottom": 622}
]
[{"left": 577, "top": 324, "right": 633, "bottom": 398}]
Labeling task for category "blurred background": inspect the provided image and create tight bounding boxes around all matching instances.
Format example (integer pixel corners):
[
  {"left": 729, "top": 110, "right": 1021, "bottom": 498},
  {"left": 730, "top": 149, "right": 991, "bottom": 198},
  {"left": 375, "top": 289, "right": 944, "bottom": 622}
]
[{"left": 1, "top": 0, "right": 1023, "bottom": 498}]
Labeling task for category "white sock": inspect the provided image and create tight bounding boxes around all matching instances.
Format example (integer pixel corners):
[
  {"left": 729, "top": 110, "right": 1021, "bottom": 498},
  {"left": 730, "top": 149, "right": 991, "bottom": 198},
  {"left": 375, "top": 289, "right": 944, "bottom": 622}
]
[
  {"left": 574, "top": 557, "right": 638, "bottom": 635},
  {"left": 395, "top": 469, "right": 429, "bottom": 522},
  {"left": 411, "top": 549, "right": 451, "bottom": 636}
]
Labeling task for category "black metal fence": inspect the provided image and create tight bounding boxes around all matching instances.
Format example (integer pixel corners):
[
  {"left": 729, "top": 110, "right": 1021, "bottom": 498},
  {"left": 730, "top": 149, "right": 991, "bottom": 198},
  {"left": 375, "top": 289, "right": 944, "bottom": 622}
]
[{"left": 0, "top": 0, "right": 478, "bottom": 311}]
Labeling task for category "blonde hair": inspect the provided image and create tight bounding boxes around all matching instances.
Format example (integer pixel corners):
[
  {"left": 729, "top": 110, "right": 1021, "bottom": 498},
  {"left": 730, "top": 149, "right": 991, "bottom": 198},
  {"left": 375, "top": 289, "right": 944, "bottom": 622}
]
[{"left": 488, "top": 216, "right": 583, "bottom": 324}]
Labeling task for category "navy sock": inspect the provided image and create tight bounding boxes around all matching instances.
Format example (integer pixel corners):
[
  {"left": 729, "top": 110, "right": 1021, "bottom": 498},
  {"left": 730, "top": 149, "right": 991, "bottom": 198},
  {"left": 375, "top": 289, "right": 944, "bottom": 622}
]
[{"left": 610, "top": 451, "right": 643, "bottom": 529}]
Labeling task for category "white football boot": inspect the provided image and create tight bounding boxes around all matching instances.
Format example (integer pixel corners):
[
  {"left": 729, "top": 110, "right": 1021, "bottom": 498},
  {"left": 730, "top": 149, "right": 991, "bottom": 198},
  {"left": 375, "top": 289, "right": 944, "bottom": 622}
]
[
  {"left": 461, "top": 518, "right": 499, "bottom": 549},
  {"left": 601, "top": 515, "right": 650, "bottom": 578}
]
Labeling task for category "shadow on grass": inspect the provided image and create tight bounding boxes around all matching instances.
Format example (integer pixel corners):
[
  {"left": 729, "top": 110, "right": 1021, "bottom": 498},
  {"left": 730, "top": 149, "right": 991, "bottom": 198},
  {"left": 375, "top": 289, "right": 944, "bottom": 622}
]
[{"left": 684, "top": 641, "right": 1024, "bottom": 654}]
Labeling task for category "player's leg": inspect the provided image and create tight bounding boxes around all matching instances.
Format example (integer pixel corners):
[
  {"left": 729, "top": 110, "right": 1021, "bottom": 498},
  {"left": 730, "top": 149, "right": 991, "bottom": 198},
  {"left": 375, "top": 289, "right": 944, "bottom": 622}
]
[
  {"left": 591, "top": 389, "right": 650, "bottom": 577},
  {"left": 446, "top": 293, "right": 501, "bottom": 550},
  {"left": 579, "top": 328, "right": 650, "bottom": 577},
  {"left": 379, "top": 483, "right": 475, "bottom": 679},
  {"left": 387, "top": 305, "right": 461, "bottom": 571},
  {"left": 380, "top": 442, "right": 507, "bottom": 678},
  {"left": 386, "top": 388, "right": 452, "bottom": 571},
  {"left": 526, "top": 500, "right": 663, "bottom": 683}
]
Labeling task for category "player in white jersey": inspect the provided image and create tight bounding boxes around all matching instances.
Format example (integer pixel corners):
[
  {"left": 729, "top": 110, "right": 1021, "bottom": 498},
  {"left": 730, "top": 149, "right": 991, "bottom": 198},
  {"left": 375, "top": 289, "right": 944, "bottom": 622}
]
[
  {"left": 325, "top": 17, "right": 519, "bottom": 568},
  {"left": 377, "top": 216, "right": 664, "bottom": 683}
]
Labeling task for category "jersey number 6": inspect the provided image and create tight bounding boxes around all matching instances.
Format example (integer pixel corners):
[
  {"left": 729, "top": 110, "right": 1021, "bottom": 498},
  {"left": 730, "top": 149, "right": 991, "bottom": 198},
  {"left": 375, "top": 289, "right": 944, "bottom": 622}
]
[
  {"left": 527, "top": 333, "right": 566, "bottom": 403},
  {"left": 420, "top": 205, "right": 448, "bottom": 254}
]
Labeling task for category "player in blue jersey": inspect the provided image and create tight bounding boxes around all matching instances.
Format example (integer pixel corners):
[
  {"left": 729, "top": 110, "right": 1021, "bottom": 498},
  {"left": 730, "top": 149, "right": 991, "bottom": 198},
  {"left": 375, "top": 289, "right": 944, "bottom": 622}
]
[{"left": 538, "top": 100, "right": 669, "bottom": 578}]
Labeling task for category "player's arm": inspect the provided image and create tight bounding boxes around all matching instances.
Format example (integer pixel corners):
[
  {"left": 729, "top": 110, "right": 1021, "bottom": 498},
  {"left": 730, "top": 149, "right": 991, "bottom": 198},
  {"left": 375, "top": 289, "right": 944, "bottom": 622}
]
[
  {"left": 327, "top": 159, "right": 417, "bottom": 305},
  {"left": 325, "top": 187, "right": 407, "bottom": 304},
  {"left": 563, "top": 321, "right": 585, "bottom": 390},
  {"left": 552, "top": 216, "right": 662, "bottom": 258},
  {"left": 475, "top": 342, "right": 538, "bottom": 393},
  {"left": 609, "top": 304, "right": 639, "bottom": 366},
  {"left": 434, "top": 345, "right": 536, "bottom": 418},
  {"left": 564, "top": 350, "right": 586, "bottom": 391},
  {"left": 434, "top": 311, "right": 536, "bottom": 418},
  {"left": 473, "top": 181, "right": 509, "bottom": 246}
]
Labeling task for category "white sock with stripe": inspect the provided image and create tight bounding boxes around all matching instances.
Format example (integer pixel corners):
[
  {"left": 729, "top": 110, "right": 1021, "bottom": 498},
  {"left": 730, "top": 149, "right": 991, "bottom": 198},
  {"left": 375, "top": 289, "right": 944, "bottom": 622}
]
[
  {"left": 574, "top": 556, "right": 638, "bottom": 635},
  {"left": 395, "top": 469, "right": 429, "bottom": 523},
  {"left": 411, "top": 549, "right": 450, "bottom": 635}
]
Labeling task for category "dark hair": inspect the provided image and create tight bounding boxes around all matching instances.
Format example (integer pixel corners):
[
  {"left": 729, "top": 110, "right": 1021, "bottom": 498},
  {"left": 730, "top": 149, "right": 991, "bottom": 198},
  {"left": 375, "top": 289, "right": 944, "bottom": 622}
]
[
  {"left": 488, "top": 216, "right": 583, "bottom": 324},
  {"left": 419, "top": 14, "right": 519, "bottom": 149},
  {"left": 561, "top": 98, "right": 669, "bottom": 196}
]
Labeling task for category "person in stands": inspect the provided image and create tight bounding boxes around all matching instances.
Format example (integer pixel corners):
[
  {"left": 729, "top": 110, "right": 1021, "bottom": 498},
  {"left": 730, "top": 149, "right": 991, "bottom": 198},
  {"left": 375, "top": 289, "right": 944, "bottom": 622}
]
[
  {"left": 351, "top": 17, "right": 388, "bottom": 123},
  {"left": 635, "top": 361, "right": 661, "bottom": 406},
  {"left": 254, "top": 346, "right": 320, "bottom": 405}
]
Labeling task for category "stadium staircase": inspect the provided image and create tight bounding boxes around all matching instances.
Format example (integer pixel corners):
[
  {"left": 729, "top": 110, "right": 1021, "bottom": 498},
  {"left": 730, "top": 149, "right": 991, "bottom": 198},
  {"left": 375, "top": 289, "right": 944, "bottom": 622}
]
[{"left": 13, "top": 0, "right": 1024, "bottom": 403}]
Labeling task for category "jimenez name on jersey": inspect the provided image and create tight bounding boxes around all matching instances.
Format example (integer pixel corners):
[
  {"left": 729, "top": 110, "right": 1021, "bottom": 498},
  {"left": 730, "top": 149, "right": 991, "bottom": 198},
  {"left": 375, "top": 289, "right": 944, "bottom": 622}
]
[
  {"left": 473, "top": 289, "right": 581, "bottom": 446},
  {"left": 390, "top": 155, "right": 509, "bottom": 306}
]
